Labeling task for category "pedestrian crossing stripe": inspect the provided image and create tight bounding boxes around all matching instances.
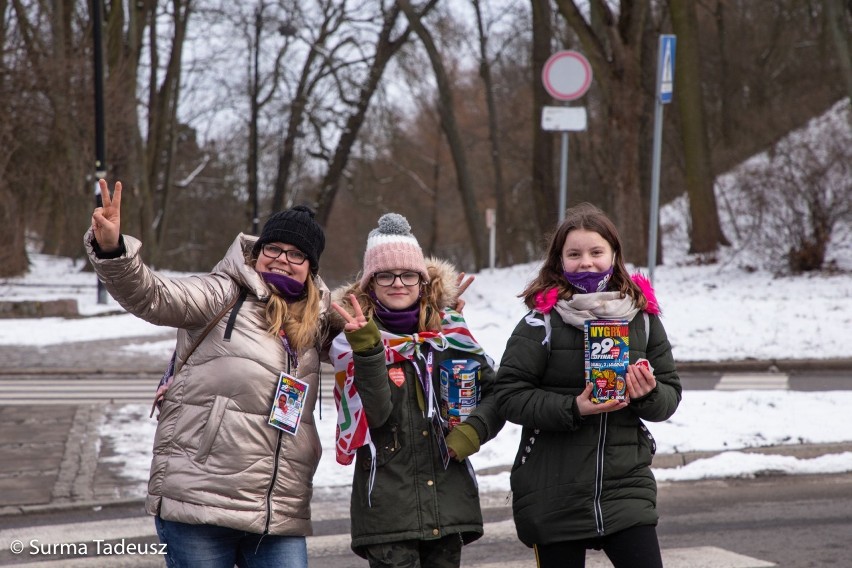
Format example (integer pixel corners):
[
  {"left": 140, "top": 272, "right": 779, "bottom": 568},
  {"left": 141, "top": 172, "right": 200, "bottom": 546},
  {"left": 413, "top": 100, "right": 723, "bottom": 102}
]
[{"left": 716, "top": 373, "right": 789, "bottom": 390}]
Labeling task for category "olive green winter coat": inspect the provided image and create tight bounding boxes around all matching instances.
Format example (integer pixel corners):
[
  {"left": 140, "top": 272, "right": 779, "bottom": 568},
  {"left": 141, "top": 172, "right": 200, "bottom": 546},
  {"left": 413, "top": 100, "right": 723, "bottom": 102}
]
[
  {"left": 494, "top": 308, "right": 681, "bottom": 547},
  {"left": 330, "top": 259, "right": 505, "bottom": 558}
]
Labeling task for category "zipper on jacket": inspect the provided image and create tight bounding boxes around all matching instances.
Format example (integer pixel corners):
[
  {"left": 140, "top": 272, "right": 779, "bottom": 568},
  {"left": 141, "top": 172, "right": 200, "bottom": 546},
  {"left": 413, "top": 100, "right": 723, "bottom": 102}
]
[
  {"left": 264, "top": 429, "right": 284, "bottom": 534},
  {"left": 593, "top": 413, "right": 608, "bottom": 536}
]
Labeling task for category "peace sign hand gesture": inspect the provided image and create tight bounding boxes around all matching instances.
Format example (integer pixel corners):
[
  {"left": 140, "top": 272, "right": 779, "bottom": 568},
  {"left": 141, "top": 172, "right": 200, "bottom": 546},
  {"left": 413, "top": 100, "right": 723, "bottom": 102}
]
[
  {"left": 331, "top": 294, "right": 369, "bottom": 332},
  {"left": 91, "top": 179, "right": 122, "bottom": 253}
]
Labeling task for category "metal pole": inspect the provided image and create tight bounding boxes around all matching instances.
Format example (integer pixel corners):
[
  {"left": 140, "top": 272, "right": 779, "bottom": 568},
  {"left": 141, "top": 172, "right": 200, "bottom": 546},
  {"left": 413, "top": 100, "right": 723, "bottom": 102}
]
[
  {"left": 558, "top": 131, "right": 569, "bottom": 223},
  {"left": 92, "top": 0, "right": 108, "bottom": 304},
  {"left": 489, "top": 219, "right": 496, "bottom": 270},
  {"left": 647, "top": 101, "right": 663, "bottom": 284}
]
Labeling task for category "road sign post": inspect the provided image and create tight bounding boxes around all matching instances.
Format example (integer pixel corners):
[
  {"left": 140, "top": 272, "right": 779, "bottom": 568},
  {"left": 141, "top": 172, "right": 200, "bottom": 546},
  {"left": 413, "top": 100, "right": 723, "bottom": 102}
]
[
  {"left": 648, "top": 35, "right": 676, "bottom": 284},
  {"left": 541, "top": 51, "right": 592, "bottom": 223}
]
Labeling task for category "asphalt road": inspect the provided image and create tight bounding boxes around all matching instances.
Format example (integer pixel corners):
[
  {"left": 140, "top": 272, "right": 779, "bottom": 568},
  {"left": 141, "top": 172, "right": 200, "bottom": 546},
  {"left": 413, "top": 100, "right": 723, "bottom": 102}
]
[{"left": 1, "top": 472, "right": 850, "bottom": 567}]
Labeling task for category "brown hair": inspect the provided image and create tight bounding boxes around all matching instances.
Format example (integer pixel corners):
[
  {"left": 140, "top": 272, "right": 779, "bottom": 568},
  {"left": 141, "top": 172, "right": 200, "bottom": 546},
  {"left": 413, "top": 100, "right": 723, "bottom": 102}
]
[{"left": 521, "top": 202, "right": 647, "bottom": 310}]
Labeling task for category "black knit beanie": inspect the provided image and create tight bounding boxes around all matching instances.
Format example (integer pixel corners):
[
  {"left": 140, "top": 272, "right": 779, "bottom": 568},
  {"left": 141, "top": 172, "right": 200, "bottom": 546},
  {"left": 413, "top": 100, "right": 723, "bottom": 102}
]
[{"left": 253, "top": 205, "right": 325, "bottom": 275}]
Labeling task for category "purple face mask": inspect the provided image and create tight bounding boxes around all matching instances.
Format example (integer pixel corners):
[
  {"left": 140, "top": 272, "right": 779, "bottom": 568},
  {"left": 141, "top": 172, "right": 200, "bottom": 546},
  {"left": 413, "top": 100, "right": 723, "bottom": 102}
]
[
  {"left": 261, "top": 272, "right": 306, "bottom": 303},
  {"left": 563, "top": 265, "right": 614, "bottom": 294}
]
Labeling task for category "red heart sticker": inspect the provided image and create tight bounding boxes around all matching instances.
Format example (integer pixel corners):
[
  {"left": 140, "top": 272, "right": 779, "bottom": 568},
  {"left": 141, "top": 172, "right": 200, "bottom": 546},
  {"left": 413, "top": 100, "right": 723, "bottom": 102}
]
[{"left": 389, "top": 368, "right": 406, "bottom": 387}]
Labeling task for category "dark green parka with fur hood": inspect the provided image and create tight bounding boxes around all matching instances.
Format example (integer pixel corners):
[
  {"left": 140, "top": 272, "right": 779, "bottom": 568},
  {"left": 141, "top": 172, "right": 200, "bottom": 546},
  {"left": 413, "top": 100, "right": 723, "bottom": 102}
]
[
  {"left": 494, "top": 286, "right": 681, "bottom": 547},
  {"left": 329, "top": 258, "right": 505, "bottom": 557}
]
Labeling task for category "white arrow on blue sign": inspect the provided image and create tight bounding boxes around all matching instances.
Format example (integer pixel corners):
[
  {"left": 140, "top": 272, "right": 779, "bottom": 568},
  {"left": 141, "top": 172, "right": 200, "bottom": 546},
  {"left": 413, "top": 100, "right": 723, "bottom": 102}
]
[{"left": 658, "top": 35, "right": 676, "bottom": 104}]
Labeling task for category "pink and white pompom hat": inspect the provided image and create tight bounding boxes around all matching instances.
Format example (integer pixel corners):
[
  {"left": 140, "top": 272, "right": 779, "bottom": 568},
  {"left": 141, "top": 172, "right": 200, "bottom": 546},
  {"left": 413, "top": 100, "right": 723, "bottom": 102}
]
[{"left": 360, "top": 213, "right": 430, "bottom": 290}]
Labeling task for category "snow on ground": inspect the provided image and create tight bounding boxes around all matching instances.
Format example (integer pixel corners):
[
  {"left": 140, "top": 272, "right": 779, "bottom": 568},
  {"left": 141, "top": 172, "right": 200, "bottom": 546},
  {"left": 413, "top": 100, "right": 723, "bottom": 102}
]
[{"left": 1, "top": 102, "right": 850, "bottom": 488}]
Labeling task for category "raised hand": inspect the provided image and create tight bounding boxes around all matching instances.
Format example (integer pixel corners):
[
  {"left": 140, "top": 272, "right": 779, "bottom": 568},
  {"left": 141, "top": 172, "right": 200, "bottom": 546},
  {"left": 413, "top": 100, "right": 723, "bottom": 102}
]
[
  {"left": 331, "top": 294, "right": 369, "bottom": 332},
  {"left": 454, "top": 272, "right": 475, "bottom": 312},
  {"left": 91, "top": 179, "right": 122, "bottom": 252}
]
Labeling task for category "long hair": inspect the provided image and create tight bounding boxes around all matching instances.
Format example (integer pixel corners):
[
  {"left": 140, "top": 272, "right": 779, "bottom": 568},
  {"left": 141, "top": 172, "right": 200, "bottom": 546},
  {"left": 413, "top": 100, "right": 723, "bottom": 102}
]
[
  {"left": 246, "top": 249, "right": 322, "bottom": 351},
  {"left": 264, "top": 276, "right": 322, "bottom": 351},
  {"left": 521, "top": 202, "right": 647, "bottom": 310}
]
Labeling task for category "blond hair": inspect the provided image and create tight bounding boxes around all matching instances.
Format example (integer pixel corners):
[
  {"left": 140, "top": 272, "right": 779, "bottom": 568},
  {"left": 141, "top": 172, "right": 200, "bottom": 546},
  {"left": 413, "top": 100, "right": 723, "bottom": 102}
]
[
  {"left": 264, "top": 275, "right": 322, "bottom": 351},
  {"left": 246, "top": 247, "right": 322, "bottom": 351}
]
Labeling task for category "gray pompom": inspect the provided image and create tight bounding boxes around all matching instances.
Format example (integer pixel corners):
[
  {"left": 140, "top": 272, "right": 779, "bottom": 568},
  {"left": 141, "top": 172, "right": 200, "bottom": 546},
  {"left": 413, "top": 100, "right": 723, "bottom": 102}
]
[{"left": 376, "top": 213, "right": 412, "bottom": 236}]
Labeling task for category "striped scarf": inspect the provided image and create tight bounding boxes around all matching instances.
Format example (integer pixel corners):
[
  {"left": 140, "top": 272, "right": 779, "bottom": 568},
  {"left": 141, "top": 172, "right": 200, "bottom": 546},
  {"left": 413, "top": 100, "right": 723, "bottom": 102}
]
[{"left": 330, "top": 308, "right": 492, "bottom": 466}]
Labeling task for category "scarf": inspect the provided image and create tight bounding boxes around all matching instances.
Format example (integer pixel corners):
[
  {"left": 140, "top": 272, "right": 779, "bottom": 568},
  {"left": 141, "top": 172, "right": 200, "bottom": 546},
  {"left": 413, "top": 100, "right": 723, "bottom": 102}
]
[
  {"left": 370, "top": 291, "right": 421, "bottom": 334},
  {"left": 329, "top": 308, "right": 492, "bottom": 467},
  {"left": 260, "top": 271, "right": 305, "bottom": 303},
  {"left": 527, "top": 288, "right": 639, "bottom": 345}
]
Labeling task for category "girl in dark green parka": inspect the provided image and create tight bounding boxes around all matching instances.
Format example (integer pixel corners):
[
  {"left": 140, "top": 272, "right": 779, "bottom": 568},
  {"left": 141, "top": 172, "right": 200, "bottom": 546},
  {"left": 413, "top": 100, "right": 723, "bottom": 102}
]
[
  {"left": 494, "top": 203, "right": 681, "bottom": 568},
  {"left": 330, "top": 213, "right": 504, "bottom": 568}
]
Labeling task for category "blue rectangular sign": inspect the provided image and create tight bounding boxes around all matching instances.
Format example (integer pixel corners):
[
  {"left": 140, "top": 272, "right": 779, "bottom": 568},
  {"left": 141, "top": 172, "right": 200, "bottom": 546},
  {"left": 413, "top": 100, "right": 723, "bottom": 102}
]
[{"left": 658, "top": 35, "right": 676, "bottom": 104}]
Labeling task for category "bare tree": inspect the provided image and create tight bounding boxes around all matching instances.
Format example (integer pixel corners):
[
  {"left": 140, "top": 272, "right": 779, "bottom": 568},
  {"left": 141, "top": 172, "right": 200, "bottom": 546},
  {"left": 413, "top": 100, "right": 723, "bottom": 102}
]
[
  {"left": 398, "top": 0, "right": 487, "bottom": 270},
  {"left": 668, "top": 0, "right": 729, "bottom": 254},
  {"left": 824, "top": 0, "right": 852, "bottom": 110},
  {"left": 554, "top": 0, "right": 651, "bottom": 264},
  {"left": 101, "top": 0, "right": 194, "bottom": 265},
  {"left": 313, "top": 1, "right": 440, "bottom": 225},
  {"left": 530, "top": 0, "right": 556, "bottom": 234},
  {"left": 471, "top": 0, "right": 510, "bottom": 265}
]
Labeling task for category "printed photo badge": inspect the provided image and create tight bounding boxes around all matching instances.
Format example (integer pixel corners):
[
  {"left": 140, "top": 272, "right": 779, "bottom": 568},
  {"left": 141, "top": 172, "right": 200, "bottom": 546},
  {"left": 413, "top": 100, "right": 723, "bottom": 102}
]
[{"left": 268, "top": 372, "right": 309, "bottom": 435}]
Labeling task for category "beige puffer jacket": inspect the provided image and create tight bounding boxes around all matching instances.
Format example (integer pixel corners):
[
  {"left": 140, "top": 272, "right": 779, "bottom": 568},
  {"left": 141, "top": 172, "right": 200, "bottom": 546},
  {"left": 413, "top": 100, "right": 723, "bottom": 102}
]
[{"left": 84, "top": 229, "right": 329, "bottom": 536}]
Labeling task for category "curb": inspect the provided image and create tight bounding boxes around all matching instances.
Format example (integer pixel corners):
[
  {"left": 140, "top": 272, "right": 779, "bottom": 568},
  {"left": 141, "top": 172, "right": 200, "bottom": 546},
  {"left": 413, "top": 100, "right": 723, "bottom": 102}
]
[
  {"left": 0, "top": 497, "right": 145, "bottom": 518},
  {"left": 675, "top": 358, "right": 852, "bottom": 373}
]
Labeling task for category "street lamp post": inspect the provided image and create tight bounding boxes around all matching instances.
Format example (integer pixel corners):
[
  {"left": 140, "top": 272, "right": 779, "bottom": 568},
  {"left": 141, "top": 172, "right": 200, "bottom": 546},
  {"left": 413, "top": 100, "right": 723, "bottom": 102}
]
[{"left": 92, "top": 0, "right": 108, "bottom": 304}]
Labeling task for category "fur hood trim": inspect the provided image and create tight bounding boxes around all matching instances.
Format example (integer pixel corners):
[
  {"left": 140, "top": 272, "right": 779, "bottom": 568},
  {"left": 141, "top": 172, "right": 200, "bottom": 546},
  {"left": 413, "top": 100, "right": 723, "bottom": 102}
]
[{"left": 329, "top": 256, "right": 460, "bottom": 331}]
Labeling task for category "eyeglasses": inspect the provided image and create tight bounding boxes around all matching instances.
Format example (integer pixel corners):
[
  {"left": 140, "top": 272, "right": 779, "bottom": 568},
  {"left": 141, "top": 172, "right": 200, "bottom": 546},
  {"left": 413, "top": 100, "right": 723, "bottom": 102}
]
[
  {"left": 261, "top": 244, "right": 308, "bottom": 265},
  {"left": 374, "top": 271, "right": 422, "bottom": 287}
]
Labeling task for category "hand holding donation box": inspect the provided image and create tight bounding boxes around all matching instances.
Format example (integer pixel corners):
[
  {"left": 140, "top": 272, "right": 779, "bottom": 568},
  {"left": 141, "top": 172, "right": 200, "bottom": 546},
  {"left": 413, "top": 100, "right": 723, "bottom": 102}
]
[
  {"left": 584, "top": 320, "right": 629, "bottom": 403},
  {"left": 439, "top": 359, "right": 481, "bottom": 430}
]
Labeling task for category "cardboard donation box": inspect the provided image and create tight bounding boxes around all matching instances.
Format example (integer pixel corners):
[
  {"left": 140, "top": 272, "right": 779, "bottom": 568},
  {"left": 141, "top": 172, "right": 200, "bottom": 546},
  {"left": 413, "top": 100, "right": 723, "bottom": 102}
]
[{"left": 439, "top": 359, "right": 481, "bottom": 429}]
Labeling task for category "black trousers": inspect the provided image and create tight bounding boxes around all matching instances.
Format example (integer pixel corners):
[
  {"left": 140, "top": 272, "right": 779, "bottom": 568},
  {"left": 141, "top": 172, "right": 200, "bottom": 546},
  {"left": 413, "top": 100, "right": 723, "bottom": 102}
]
[
  {"left": 364, "top": 535, "right": 463, "bottom": 568},
  {"left": 534, "top": 525, "right": 663, "bottom": 568}
]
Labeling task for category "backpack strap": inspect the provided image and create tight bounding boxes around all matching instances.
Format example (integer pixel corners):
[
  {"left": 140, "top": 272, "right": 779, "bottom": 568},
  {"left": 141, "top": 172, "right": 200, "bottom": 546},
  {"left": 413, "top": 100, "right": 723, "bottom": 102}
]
[
  {"left": 223, "top": 288, "right": 249, "bottom": 342},
  {"left": 150, "top": 289, "right": 245, "bottom": 418}
]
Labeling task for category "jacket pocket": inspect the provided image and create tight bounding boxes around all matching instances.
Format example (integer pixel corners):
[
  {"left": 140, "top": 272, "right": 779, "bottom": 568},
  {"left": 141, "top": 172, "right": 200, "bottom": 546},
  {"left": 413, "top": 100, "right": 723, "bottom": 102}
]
[
  {"left": 360, "top": 423, "right": 402, "bottom": 470},
  {"left": 511, "top": 428, "right": 540, "bottom": 472},
  {"left": 194, "top": 395, "right": 228, "bottom": 464},
  {"left": 638, "top": 420, "right": 657, "bottom": 460}
]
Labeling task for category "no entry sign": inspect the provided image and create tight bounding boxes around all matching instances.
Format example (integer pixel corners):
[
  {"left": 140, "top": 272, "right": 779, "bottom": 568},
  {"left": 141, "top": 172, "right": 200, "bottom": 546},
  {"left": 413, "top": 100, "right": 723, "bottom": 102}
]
[{"left": 542, "top": 50, "right": 592, "bottom": 101}]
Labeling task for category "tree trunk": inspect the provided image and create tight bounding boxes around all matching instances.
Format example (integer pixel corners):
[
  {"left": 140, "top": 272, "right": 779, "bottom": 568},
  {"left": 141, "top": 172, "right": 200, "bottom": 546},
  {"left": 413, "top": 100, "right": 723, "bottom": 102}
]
[
  {"left": 530, "top": 0, "right": 556, "bottom": 234},
  {"left": 104, "top": 0, "right": 153, "bottom": 254},
  {"left": 398, "top": 0, "right": 486, "bottom": 270},
  {"left": 314, "top": 3, "right": 429, "bottom": 225},
  {"left": 824, "top": 0, "right": 852, "bottom": 112},
  {"left": 472, "top": 0, "right": 511, "bottom": 266},
  {"left": 555, "top": 0, "right": 651, "bottom": 264},
  {"left": 146, "top": 0, "right": 191, "bottom": 265},
  {"left": 668, "top": 0, "right": 729, "bottom": 254},
  {"left": 271, "top": 9, "right": 340, "bottom": 215}
]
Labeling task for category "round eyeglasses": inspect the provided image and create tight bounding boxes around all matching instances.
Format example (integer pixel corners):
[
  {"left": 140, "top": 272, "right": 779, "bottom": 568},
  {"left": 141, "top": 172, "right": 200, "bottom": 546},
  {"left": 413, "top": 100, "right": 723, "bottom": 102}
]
[
  {"left": 373, "top": 271, "right": 422, "bottom": 287},
  {"left": 261, "top": 244, "right": 307, "bottom": 265}
]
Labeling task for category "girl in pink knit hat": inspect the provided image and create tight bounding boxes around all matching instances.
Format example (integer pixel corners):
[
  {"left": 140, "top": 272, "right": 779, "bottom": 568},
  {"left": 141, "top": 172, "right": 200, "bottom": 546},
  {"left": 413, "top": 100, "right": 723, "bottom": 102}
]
[{"left": 328, "top": 212, "right": 504, "bottom": 568}]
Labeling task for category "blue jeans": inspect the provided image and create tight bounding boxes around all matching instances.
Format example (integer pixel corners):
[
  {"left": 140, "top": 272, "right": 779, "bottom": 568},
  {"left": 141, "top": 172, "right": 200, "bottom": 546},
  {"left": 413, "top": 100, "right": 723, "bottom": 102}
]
[{"left": 155, "top": 516, "right": 307, "bottom": 568}]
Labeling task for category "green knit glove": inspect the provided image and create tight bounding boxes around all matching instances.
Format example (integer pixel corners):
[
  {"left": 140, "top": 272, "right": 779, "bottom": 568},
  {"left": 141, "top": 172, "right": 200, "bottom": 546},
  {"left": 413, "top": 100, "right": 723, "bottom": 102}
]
[
  {"left": 344, "top": 319, "right": 381, "bottom": 353},
  {"left": 445, "top": 422, "right": 481, "bottom": 461}
]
